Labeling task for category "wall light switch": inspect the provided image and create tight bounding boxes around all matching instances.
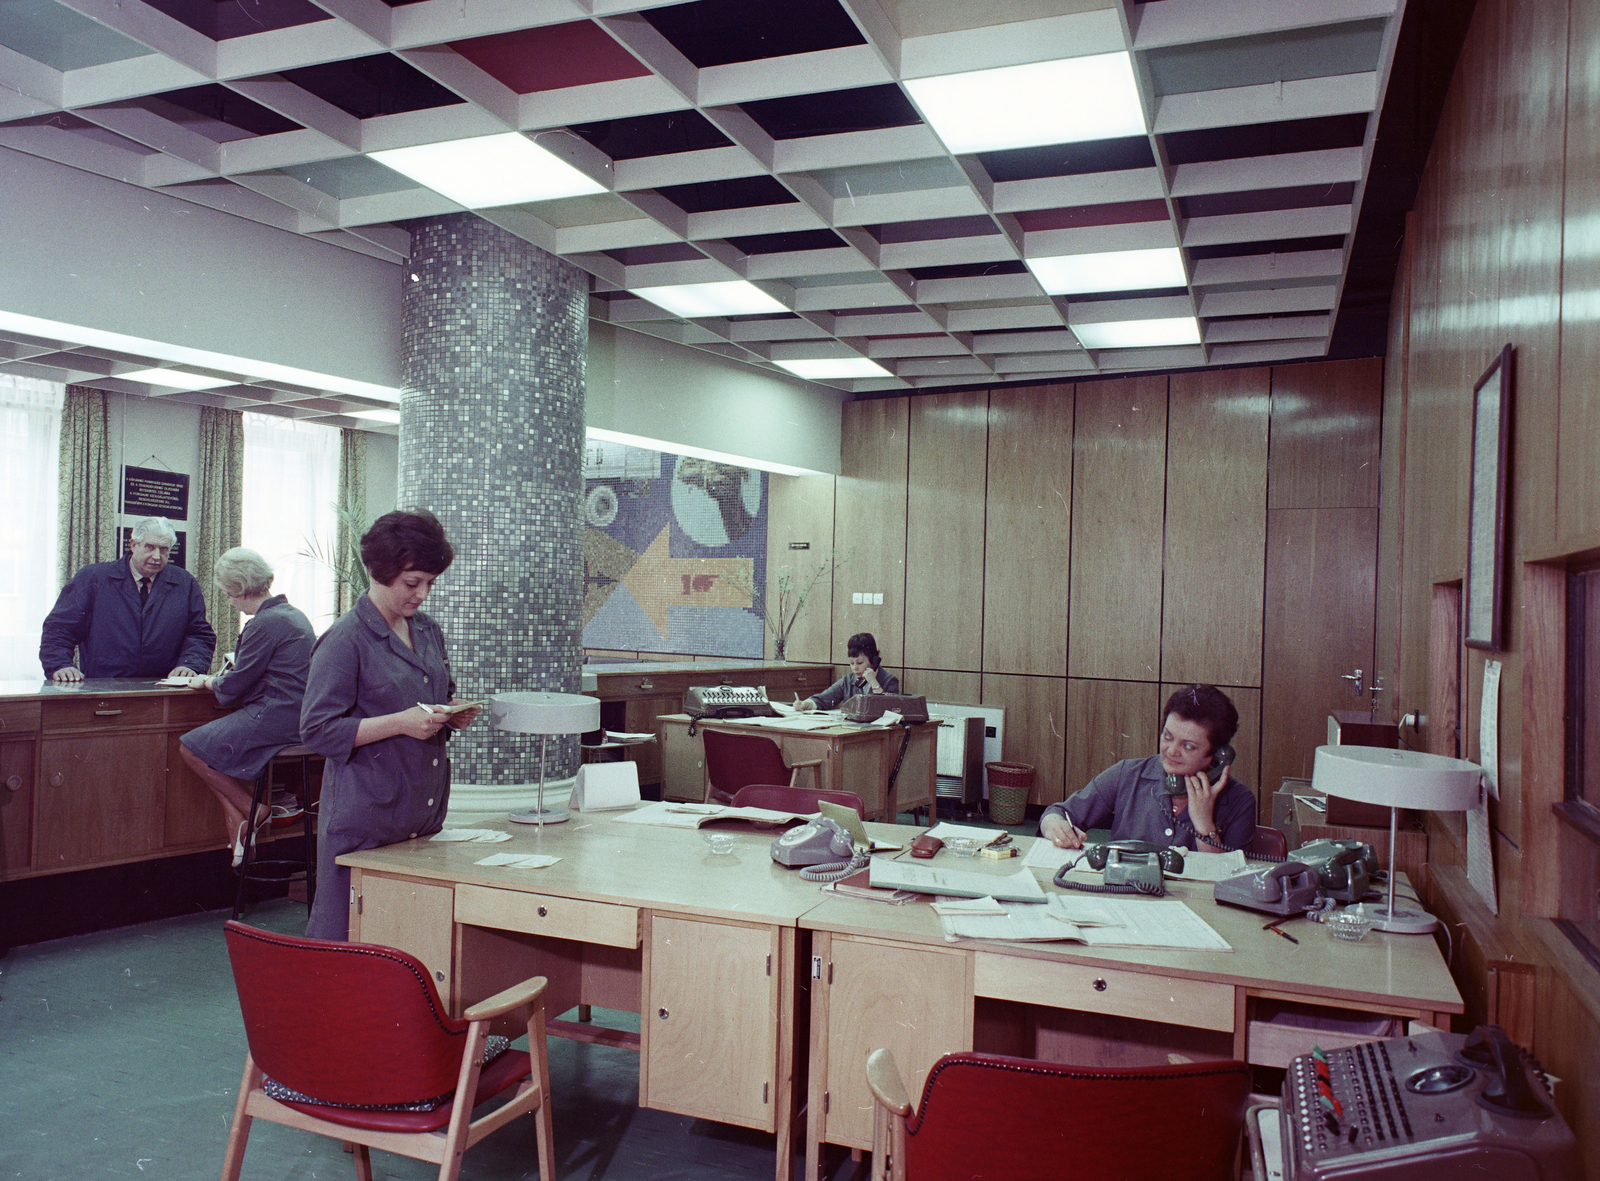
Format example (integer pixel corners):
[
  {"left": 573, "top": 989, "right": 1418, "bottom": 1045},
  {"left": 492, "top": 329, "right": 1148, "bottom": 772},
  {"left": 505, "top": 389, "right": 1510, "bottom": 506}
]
[
  {"left": 852, "top": 592, "right": 863, "bottom": 604},
  {"left": 873, "top": 593, "right": 884, "bottom": 605}
]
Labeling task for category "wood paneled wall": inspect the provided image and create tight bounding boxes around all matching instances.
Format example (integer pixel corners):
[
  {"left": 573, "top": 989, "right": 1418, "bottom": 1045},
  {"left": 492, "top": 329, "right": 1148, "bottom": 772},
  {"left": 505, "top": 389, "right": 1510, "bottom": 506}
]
[
  {"left": 1381, "top": 0, "right": 1600, "bottom": 1171},
  {"left": 774, "top": 358, "right": 1382, "bottom": 813}
]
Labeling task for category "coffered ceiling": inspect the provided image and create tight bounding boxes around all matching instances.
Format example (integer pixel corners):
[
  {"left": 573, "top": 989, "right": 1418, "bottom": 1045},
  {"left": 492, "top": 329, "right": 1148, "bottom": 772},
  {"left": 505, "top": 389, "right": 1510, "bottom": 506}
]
[{"left": 0, "top": 0, "right": 1443, "bottom": 404}]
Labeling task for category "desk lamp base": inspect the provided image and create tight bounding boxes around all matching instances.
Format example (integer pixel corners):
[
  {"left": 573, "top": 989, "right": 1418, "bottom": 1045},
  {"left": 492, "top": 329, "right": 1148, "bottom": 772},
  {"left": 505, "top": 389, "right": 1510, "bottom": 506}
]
[{"left": 1349, "top": 901, "right": 1440, "bottom": 935}]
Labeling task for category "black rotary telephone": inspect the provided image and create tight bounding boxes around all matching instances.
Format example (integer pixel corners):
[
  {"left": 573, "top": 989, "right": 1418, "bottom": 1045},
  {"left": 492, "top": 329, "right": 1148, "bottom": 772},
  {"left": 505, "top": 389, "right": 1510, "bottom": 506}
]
[{"left": 1163, "top": 744, "right": 1236, "bottom": 794}]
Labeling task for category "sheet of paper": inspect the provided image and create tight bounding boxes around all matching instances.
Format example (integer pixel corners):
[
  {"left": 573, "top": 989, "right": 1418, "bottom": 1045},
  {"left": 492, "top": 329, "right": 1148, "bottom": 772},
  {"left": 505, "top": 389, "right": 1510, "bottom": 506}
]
[
  {"left": 940, "top": 900, "right": 1081, "bottom": 943},
  {"left": 869, "top": 861, "right": 1046, "bottom": 902},
  {"left": 1045, "top": 895, "right": 1122, "bottom": 927},
  {"left": 1480, "top": 658, "right": 1501, "bottom": 799},
  {"left": 1072, "top": 898, "right": 1232, "bottom": 951},
  {"left": 1465, "top": 785, "right": 1498, "bottom": 914},
  {"left": 1169, "top": 849, "right": 1248, "bottom": 882},
  {"left": 868, "top": 710, "right": 903, "bottom": 728},
  {"left": 431, "top": 829, "right": 512, "bottom": 843},
  {"left": 926, "top": 822, "right": 1005, "bottom": 842},
  {"left": 614, "top": 801, "right": 805, "bottom": 828},
  {"left": 474, "top": 852, "right": 561, "bottom": 869},
  {"left": 604, "top": 730, "right": 656, "bottom": 743},
  {"left": 155, "top": 676, "right": 198, "bottom": 687},
  {"left": 929, "top": 896, "right": 1006, "bottom": 916},
  {"left": 1020, "top": 840, "right": 1086, "bottom": 872}
]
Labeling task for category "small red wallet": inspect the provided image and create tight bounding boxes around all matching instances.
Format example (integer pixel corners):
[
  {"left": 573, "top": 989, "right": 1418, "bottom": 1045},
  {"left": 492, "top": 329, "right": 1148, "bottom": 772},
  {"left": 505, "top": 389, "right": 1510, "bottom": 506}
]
[{"left": 909, "top": 834, "right": 944, "bottom": 859}]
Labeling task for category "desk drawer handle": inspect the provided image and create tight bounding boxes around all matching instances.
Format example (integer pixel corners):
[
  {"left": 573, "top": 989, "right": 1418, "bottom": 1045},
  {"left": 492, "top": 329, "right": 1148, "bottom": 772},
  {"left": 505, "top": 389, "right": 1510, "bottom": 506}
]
[
  {"left": 1092, "top": 978, "right": 1107, "bottom": 992},
  {"left": 94, "top": 709, "right": 123, "bottom": 717},
  {"left": 50, "top": 772, "right": 64, "bottom": 787},
  {"left": 638, "top": 680, "right": 654, "bottom": 691},
  {"left": 4, "top": 775, "right": 20, "bottom": 793},
  {"left": 658, "top": 1008, "right": 669, "bottom": 1020},
  {"left": 538, "top": 905, "right": 548, "bottom": 917},
  {"left": 720, "top": 677, "right": 733, "bottom": 685}
]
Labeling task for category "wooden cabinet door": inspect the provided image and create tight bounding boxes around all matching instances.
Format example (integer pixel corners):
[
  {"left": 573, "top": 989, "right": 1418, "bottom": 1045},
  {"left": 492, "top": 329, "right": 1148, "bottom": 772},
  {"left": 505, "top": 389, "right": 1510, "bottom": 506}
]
[
  {"left": 643, "top": 915, "right": 778, "bottom": 1131},
  {"left": 35, "top": 733, "right": 165, "bottom": 869},
  {"left": 623, "top": 693, "right": 679, "bottom": 786},
  {"left": 163, "top": 732, "right": 228, "bottom": 848},
  {"left": 817, "top": 935, "right": 971, "bottom": 1149},
  {"left": 352, "top": 873, "right": 457, "bottom": 1000},
  {"left": 0, "top": 738, "right": 34, "bottom": 873},
  {"left": 659, "top": 722, "right": 706, "bottom": 802}
]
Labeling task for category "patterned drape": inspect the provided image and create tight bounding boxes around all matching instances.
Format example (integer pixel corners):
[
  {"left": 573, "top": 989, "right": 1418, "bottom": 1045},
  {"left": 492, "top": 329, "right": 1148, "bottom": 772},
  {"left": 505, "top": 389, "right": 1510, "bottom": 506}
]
[
  {"left": 195, "top": 406, "right": 244, "bottom": 670},
  {"left": 55, "top": 386, "right": 117, "bottom": 588},
  {"left": 336, "top": 427, "right": 368, "bottom": 616}
]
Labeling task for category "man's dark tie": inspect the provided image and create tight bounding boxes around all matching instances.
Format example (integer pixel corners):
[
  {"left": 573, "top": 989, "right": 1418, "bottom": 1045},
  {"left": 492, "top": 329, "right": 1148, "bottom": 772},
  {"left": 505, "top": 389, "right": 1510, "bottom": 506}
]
[{"left": 139, "top": 577, "right": 151, "bottom": 605}]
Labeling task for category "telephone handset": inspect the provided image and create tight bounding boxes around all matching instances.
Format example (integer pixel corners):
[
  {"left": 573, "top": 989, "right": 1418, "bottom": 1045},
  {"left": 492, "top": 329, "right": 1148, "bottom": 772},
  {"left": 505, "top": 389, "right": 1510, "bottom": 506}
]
[
  {"left": 1213, "top": 859, "right": 1321, "bottom": 916},
  {"left": 1085, "top": 839, "right": 1185, "bottom": 875},
  {"left": 771, "top": 817, "right": 854, "bottom": 866},
  {"left": 1163, "top": 743, "right": 1236, "bottom": 794}
]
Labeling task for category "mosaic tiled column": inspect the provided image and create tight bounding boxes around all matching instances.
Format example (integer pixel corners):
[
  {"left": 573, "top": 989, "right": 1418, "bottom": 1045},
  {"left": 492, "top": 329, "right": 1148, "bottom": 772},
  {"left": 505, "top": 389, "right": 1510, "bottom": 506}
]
[{"left": 399, "top": 214, "right": 587, "bottom": 806}]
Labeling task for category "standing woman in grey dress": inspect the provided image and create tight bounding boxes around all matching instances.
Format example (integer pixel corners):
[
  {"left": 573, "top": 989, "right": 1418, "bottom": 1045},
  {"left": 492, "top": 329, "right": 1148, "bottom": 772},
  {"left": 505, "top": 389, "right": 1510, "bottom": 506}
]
[
  {"left": 178, "top": 548, "right": 313, "bottom": 866},
  {"left": 301, "top": 510, "right": 481, "bottom": 941}
]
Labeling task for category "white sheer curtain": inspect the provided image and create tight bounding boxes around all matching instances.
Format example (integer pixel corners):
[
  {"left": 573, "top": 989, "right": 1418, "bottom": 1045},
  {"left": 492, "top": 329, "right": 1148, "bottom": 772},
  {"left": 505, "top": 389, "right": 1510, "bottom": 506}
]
[
  {"left": 0, "top": 375, "right": 63, "bottom": 681},
  {"left": 242, "top": 413, "right": 340, "bottom": 633}
]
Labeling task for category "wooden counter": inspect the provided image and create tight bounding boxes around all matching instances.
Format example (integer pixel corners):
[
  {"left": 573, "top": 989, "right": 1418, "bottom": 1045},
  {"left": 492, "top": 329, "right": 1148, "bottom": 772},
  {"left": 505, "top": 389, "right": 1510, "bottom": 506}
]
[{"left": 0, "top": 679, "right": 235, "bottom": 880}]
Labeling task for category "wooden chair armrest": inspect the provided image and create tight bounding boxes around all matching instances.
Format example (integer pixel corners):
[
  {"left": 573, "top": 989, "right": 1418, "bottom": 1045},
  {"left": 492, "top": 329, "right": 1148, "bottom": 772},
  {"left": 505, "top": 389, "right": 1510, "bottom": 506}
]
[
  {"left": 463, "top": 976, "right": 547, "bottom": 1022},
  {"left": 865, "top": 1048, "right": 913, "bottom": 1117}
]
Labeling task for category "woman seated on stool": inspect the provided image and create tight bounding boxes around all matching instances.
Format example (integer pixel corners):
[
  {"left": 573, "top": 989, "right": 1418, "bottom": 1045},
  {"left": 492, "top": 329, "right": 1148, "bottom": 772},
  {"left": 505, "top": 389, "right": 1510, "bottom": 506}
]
[
  {"left": 177, "top": 548, "right": 314, "bottom": 866},
  {"left": 1039, "top": 684, "right": 1255, "bottom": 852},
  {"left": 798, "top": 631, "right": 900, "bottom": 712}
]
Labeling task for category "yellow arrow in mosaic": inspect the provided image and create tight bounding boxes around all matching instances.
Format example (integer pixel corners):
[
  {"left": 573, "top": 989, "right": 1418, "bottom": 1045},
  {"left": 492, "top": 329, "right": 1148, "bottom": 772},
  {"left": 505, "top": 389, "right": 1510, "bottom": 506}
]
[{"left": 621, "top": 526, "right": 753, "bottom": 637}]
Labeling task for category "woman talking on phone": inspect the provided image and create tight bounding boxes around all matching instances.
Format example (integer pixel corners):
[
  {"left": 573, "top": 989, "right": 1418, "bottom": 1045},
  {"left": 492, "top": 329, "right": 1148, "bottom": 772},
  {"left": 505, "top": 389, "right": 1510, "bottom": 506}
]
[
  {"left": 1039, "top": 684, "right": 1254, "bottom": 852},
  {"left": 798, "top": 632, "right": 899, "bottom": 712}
]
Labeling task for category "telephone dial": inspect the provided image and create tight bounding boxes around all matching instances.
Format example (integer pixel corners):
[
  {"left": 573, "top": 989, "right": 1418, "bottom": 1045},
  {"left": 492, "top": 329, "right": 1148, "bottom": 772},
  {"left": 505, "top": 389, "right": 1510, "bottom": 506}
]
[
  {"left": 770, "top": 816, "right": 867, "bottom": 882},
  {"left": 1163, "top": 743, "right": 1236, "bottom": 794}
]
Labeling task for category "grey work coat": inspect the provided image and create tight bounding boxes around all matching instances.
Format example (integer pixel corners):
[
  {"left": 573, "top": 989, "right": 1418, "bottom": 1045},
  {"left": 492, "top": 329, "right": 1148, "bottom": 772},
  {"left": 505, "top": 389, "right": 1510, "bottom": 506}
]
[{"left": 300, "top": 593, "right": 456, "bottom": 940}]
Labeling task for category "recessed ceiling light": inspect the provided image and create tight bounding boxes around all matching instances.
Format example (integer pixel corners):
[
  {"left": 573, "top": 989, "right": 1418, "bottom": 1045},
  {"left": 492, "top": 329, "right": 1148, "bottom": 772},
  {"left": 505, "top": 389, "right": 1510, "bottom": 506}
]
[
  {"left": 371, "top": 133, "right": 605, "bottom": 208},
  {"left": 772, "top": 358, "right": 891, "bottom": 379},
  {"left": 1027, "top": 247, "right": 1186, "bottom": 296},
  {"left": 631, "top": 281, "right": 788, "bottom": 318},
  {"left": 905, "top": 53, "right": 1146, "bottom": 155},
  {"left": 1071, "top": 317, "right": 1201, "bottom": 350},
  {"left": 120, "top": 368, "right": 231, "bottom": 390},
  {"left": 347, "top": 409, "right": 400, "bottom": 424}
]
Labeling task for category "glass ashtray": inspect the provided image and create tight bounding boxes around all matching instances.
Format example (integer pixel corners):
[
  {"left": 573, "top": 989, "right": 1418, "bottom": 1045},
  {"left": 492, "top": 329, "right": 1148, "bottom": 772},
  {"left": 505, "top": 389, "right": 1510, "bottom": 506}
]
[
  {"left": 946, "top": 836, "right": 982, "bottom": 858},
  {"left": 1325, "top": 911, "right": 1374, "bottom": 941},
  {"left": 702, "top": 832, "right": 738, "bottom": 855}
]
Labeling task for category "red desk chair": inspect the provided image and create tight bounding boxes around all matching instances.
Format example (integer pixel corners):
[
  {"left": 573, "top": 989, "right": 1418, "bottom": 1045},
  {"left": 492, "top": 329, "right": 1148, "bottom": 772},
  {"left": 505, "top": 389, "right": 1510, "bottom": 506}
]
[
  {"left": 866, "top": 1049, "right": 1250, "bottom": 1181},
  {"left": 702, "top": 727, "right": 823, "bottom": 805},
  {"left": 220, "top": 921, "right": 554, "bottom": 1181},
  {"left": 731, "top": 784, "right": 867, "bottom": 818},
  {"left": 1249, "top": 824, "right": 1289, "bottom": 860}
]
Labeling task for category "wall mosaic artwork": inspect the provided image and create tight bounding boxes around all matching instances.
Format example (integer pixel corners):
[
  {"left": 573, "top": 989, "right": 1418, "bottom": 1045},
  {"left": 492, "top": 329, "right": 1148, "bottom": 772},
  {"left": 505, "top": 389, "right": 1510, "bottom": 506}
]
[{"left": 582, "top": 440, "right": 766, "bottom": 657}]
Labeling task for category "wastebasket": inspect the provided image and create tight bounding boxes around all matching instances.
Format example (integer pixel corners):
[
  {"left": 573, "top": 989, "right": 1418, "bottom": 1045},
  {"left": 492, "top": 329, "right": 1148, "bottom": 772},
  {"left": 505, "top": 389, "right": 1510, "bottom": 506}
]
[{"left": 984, "top": 761, "right": 1034, "bottom": 825}]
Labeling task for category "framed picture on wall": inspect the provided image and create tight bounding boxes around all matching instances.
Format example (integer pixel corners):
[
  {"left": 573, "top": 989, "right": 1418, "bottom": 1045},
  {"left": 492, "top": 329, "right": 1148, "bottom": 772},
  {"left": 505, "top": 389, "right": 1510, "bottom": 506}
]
[{"left": 1465, "top": 344, "right": 1513, "bottom": 650}]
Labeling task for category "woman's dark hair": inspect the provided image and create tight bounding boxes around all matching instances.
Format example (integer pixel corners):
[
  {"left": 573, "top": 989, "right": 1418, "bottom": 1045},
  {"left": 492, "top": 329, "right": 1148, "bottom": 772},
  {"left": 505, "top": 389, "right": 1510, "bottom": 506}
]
[
  {"left": 846, "top": 632, "right": 881, "bottom": 668},
  {"left": 1162, "top": 684, "right": 1239, "bottom": 753},
  {"left": 361, "top": 510, "right": 454, "bottom": 586}
]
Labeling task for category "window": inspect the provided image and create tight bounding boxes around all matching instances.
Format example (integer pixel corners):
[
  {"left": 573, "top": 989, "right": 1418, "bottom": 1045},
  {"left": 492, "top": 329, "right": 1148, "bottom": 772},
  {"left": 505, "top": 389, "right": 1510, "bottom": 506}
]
[
  {"left": 0, "top": 375, "right": 62, "bottom": 680},
  {"left": 242, "top": 413, "right": 339, "bottom": 632}
]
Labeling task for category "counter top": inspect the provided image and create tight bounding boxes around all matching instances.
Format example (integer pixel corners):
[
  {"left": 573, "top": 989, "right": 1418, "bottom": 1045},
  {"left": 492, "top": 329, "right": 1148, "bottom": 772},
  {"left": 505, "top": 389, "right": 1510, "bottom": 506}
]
[
  {"left": 586, "top": 660, "right": 832, "bottom": 676},
  {"left": 0, "top": 678, "right": 198, "bottom": 700}
]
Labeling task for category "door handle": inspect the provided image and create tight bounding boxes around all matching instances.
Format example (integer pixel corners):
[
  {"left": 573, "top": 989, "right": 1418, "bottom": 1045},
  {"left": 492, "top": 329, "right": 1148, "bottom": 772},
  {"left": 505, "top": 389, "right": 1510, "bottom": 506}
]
[
  {"left": 94, "top": 709, "right": 124, "bottom": 717},
  {"left": 1340, "top": 669, "right": 1364, "bottom": 698}
]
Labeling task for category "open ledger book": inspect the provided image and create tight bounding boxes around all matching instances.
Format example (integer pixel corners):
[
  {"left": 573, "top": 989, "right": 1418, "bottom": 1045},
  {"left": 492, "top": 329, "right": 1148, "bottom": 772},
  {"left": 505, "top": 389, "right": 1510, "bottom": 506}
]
[
  {"left": 935, "top": 894, "right": 1231, "bottom": 950},
  {"left": 614, "top": 801, "right": 813, "bottom": 829}
]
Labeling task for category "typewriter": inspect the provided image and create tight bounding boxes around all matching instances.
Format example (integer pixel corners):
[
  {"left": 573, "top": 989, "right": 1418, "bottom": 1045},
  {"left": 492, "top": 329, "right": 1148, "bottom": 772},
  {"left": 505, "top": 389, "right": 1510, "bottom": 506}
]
[{"left": 684, "top": 683, "right": 779, "bottom": 721}]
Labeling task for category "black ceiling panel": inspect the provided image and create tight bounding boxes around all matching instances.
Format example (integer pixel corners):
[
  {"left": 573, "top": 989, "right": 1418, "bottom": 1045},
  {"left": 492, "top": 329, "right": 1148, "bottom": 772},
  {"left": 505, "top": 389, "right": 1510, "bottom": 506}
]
[
  {"left": 726, "top": 228, "right": 847, "bottom": 254},
  {"left": 279, "top": 54, "right": 465, "bottom": 119},
  {"left": 153, "top": 84, "right": 300, "bottom": 136},
  {"left": 656, "top": 174, "right": 798, "bottom": 214},
  {"left": 1178, "top": 181, "right": 1357, "bottom": 219},
  {"left": 138, "top": 0, "right": 331, "bottom": 39},
  {"left": 1185, "top": 235, "right": 1346, "bottom": 260},
  {"left": 907, "top": 261, "right": 1028, "bottom": 281},
  {"left": 740, "top": 84, "right": 920, "bottom": 140},
  {"left": 641, "top": 0, "right": 866, "bottom": 68},
  {"left": 567, "top": 109, "right": 733, "bottom": 160},
  {"left": 1161, "top": 114, "right": 1368, "bottom": 166},
  {"left": 976, "top": 137, "right": 1156, "bottom": 183}
]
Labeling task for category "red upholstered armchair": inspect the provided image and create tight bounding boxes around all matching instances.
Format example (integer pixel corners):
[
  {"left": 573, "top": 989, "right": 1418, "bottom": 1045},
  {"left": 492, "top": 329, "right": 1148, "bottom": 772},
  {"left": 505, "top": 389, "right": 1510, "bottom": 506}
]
[
  {"left": 866, "top": 1049, "right": 1250, "bottom": 1181},
  {"left": 731, "top": 783, "right": 866, "bottom": 818},
  {"left": 702, "top": 727, "right": 823, "bottom": 804},
  {"left": 220, "top": 921, "right": 554, "bottom": 1181}
]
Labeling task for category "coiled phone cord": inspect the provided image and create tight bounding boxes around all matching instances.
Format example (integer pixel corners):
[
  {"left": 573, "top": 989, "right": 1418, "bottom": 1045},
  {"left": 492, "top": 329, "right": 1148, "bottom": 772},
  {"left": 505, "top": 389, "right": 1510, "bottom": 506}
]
[
  {"left": 800, "top": 848, "right": 871, "bottom": 882},
  {"left": 1051, "top": 867, "right": 1166, "bottom": 897}
]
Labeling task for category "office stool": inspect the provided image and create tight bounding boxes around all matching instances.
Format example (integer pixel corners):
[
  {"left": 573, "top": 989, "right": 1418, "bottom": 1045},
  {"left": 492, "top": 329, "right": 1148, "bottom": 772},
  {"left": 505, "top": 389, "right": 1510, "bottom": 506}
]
[{"left": 233, "top": 744, "right": 323, "bottom": 921}]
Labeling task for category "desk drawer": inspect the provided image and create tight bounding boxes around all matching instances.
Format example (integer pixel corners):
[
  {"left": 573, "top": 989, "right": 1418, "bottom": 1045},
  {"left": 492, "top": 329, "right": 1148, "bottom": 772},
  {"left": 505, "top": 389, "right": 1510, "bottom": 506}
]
[
  {"left": 974, "top": 953, "right": 1234, "bottom": 1032},
  {"left": 455, "top": 883, "right": 640, "bottom": 948},
  {"left": 43, "top": 696, "right": 165, "bottom": 730},
  {"left": 166, "top": 693, "right": 234, "bottom": 727},
  {"left": 0, "top": 700, "right": 41, "bottom": 733}
]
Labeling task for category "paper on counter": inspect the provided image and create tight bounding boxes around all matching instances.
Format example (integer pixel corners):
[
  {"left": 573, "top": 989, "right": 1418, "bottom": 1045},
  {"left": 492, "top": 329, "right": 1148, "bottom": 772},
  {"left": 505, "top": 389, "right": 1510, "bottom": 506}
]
[
  {"left": 1045, "top": 895, "right": 1122, "bottom": 926},
  {"left": 1168, "top": 849, "right": 1248, "bottom": 882},
  {"left": 431, "top": 829, "right": 512, "bottom": 843},
  {"left": 930, "top": 896, "right": 1006, "bottom": 917},
  {"left": 870, "top": 861, "right": 1046, "bottom": 902},
  {"left": 475, "top": 852, "right": 561, "bottom": 869},
  {"left": 925, "top": 821, "right": 1004, "bottom": 843},
  {"left": 1020, "top": 840, "right": 1087, "bottom": 872}
]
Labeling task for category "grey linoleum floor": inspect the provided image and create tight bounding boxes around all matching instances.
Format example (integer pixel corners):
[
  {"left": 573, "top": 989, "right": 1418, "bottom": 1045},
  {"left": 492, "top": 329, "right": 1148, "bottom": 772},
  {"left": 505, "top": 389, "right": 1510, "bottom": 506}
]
[{"left": 0, "top": 813, "right": 1032, "bottom": 1181}]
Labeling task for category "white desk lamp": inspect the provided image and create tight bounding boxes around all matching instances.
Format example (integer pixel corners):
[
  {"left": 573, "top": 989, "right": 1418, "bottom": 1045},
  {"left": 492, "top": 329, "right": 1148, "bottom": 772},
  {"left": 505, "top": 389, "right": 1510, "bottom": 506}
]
[
  {"left": 491, "top": 691, "right": 601, "bottom": 825},
  {"left": 1310, "top": 744, "right": 1483, "bottom": 934}
]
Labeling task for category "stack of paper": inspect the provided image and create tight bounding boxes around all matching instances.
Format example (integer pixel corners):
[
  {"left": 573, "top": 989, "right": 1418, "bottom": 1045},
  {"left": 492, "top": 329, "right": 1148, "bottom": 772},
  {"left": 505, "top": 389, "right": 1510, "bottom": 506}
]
[
  {"left": 869, "top": 861, "right": 1046, "bottom": 902},
  {"left": 474, "top": 852, "right": 561, "bottom": 869},
  {"left": 430, "top": 829, "right": 512, "bottom": 843}
]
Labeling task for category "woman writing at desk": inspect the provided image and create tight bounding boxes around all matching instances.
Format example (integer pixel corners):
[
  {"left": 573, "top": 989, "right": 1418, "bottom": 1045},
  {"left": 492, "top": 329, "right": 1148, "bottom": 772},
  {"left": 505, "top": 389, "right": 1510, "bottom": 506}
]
[
  {"left": 1040, "top": 684, "right": 1254, "bottom": 852},
  {"left": 798, "top": 631, "right": 899, "bottom": 712},
  {"left": 301, "top": 510, "right": 481, "bottom": 941}
]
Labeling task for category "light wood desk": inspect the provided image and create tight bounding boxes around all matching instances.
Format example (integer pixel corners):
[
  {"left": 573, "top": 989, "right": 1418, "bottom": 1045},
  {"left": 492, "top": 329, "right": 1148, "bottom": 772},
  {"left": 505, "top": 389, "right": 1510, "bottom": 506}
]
[
  {"left": 339, "top": 820, "right": 1462, "bottom": 1181},
  {"left": 656, "top": 714, "right": 938, "bottom": 821}
]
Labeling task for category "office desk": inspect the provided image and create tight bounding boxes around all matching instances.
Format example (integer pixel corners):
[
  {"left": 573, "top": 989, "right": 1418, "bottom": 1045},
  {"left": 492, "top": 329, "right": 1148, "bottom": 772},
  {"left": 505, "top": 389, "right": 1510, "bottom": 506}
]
[
  {"left": 656, "top": 714, "right": 937, "bottom": 821},
  {"left": 341, "top": 814, "right": 820, "bottom": 1181},
  {"left": 0, "top": 678, "right": 235, "bottom": 879},
  {"left": 800, "top": 868, "right": 1463, "bottom": 1179},
  {"left": 340, "top": 822, "right": 1461, "bottom": 1181}
]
